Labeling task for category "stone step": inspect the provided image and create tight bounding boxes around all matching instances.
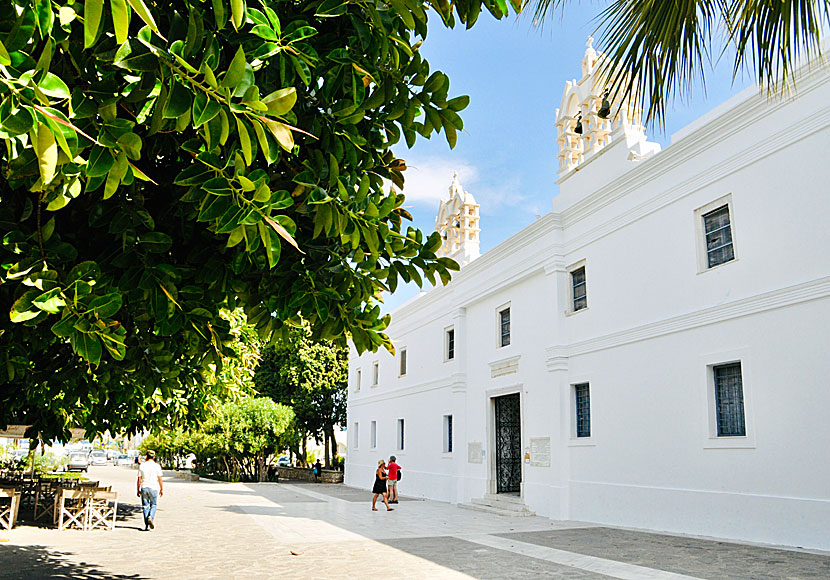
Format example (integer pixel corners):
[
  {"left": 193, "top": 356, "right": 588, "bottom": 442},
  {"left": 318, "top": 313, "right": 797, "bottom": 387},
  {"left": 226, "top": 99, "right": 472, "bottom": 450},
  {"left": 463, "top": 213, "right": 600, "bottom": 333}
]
[
  {"left": 470, "top": 497, "right": 532, "bottom": 512},
  {"left": 482, "top": 493, "right": 524, "bottom": 505},
  {"left": 458, "top": 502, "right": 536, "bottom": 517}
]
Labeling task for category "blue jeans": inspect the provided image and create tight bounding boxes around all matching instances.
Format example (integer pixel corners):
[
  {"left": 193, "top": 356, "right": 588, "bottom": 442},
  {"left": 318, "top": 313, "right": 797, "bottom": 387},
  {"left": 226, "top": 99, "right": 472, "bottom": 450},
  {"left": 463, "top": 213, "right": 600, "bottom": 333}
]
[{"left": 141, "top": 487, "right": 159, "bottom": 526}]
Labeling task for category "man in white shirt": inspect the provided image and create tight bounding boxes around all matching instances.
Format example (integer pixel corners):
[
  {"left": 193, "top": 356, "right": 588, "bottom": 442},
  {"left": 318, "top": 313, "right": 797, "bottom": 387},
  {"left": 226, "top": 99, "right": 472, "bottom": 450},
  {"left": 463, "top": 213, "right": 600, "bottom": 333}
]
[{"left": 137, "top": 450, "right": 164, "bottom": 531}]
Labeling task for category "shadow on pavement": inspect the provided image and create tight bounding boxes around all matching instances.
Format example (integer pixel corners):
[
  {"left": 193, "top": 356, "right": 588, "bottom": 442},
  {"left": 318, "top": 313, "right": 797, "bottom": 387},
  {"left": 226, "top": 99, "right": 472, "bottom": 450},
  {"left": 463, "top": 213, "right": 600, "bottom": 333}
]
[{"left": 0, "top": 545, "right": 147, "bottom": 580}]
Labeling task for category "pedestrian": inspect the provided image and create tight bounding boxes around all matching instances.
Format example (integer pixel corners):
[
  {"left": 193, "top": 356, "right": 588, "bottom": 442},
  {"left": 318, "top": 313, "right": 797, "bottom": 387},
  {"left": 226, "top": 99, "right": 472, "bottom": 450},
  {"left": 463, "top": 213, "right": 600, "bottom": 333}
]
[
  {"left": 313, "top": 459, "right": 322, "bottom": 483},
  {"left": 137, "top": 450, "right": 164, "bottom": 531},
  {"left": 371, "top": 459, "right": 394, "bottom": 511},
  {"left": 387, "top": 455, "right": 401, "bottom": 504}
]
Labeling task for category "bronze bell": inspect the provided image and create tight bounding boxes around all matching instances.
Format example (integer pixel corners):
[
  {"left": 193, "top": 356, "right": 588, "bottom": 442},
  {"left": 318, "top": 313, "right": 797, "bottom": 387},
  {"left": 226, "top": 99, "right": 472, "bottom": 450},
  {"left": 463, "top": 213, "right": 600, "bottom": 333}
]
[
  {"left": 574, "top": 113, "right": 583, "bottom": 134},
  {"left": 598, "top": 95, "right": 611, "bottom": 119}
]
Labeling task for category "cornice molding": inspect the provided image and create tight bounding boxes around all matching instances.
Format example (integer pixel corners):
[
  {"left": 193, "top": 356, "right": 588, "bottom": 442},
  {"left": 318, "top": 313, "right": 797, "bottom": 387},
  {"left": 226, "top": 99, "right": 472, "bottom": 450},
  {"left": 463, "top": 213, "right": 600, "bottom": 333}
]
[{"left": 564, "top": 276, "right": 830, "bottom": 358}]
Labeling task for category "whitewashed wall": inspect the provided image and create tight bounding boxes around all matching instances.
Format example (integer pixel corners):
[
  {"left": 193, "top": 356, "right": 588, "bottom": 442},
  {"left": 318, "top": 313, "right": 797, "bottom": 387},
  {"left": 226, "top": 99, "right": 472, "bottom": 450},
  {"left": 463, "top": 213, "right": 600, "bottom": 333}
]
[{"left": 346, "top": 63, "right": 830, "bottom": 550}]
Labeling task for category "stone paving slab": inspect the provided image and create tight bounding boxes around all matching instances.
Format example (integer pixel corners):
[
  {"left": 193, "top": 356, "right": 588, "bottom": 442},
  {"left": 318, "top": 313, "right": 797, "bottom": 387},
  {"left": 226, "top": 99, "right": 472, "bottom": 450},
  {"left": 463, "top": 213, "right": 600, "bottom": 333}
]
[
  {"left": 495, "top": 528, "right": 830, "bottom": 580},
  {"left": 2, "top": 466, "right": 829, "bottom": 580}
]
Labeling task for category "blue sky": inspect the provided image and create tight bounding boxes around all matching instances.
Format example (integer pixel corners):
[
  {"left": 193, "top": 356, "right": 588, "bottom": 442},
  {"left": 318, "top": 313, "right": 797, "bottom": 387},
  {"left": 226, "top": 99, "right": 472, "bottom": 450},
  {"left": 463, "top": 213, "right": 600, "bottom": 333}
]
[{"left": 383, "top": 5, "right": 752, "bottom": 312}]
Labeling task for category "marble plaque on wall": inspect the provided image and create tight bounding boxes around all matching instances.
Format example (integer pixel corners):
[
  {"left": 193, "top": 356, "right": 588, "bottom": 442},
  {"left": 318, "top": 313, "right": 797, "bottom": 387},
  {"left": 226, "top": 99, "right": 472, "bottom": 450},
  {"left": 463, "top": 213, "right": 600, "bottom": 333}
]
[
  {"left": 468, "top": 441, "right": 483, "bottom": 464},
  {"left": 530, "top": 437, "right": 551, "bottom": 467}
]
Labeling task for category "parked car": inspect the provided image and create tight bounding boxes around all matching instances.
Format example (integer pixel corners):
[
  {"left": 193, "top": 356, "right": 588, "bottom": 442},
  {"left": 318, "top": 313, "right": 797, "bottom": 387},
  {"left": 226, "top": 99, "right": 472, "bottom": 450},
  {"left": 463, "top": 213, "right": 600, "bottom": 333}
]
[
  {"left": 89, "top": 450, "right": 108, "bottom": 466},
  {"left": 67, "top": 452, "right": 89, "bottom": 472},
  {"left": 276, "top": 456, "right": 291, "bottom": 466},
  {"left": 116, "top": 454, "right": 133, "bottom": 466}
]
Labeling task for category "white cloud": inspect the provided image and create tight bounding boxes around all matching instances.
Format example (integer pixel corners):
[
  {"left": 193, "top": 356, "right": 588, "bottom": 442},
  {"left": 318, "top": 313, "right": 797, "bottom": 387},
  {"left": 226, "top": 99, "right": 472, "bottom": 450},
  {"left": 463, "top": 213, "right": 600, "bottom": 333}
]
[{"left": 395, "top": 157, "right": 480, "bottom": 206}]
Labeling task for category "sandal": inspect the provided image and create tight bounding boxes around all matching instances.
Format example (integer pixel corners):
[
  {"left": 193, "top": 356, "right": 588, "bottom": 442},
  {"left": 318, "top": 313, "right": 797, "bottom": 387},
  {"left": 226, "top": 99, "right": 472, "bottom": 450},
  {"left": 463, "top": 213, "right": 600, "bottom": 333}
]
[
  {"left": 372, "top": 508, "right": 378, "bottom": 511},
  {"left": 387, "top": 508, "right": 395, "bottom": 511}
]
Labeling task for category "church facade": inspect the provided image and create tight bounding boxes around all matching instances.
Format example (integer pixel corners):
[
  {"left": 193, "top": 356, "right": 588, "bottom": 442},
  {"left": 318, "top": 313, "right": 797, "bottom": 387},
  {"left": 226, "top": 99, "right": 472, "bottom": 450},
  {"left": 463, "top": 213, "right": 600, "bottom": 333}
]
[{"left": 345, "top": 45, "right": 830, "bottom": 551}]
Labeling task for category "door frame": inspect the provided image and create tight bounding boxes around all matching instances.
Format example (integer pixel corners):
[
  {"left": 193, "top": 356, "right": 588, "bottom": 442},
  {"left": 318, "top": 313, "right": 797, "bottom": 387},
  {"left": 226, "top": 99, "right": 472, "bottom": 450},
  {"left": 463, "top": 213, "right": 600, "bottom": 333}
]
[{"left": 486, "top": 383, "right": 524, "bottom": 496}]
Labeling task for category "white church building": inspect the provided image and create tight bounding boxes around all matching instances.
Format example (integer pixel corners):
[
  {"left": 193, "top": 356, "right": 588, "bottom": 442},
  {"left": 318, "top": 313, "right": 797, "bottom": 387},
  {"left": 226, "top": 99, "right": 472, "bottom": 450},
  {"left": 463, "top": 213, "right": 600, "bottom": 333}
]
[{"left": 345, "top": 44, "right": 830, "bottom": 551}]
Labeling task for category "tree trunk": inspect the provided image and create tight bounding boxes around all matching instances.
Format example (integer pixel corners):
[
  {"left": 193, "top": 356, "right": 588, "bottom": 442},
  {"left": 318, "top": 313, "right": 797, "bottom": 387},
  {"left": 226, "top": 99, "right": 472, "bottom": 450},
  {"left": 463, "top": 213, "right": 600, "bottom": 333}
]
[
  {"left": 329, "top": 427, "right": 338, "bottom": 465},
  {"left": 300, "top": 438, "right": 307, "bottom": 467},
  {"left": 324, "top": 431, "right": 330, "bottom": 468}
]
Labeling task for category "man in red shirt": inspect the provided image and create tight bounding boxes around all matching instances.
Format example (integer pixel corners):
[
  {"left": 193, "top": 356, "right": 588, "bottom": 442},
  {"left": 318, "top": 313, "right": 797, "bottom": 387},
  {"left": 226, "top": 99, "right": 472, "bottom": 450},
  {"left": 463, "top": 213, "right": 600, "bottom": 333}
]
[{"left": 387, "top": 456, "right": 400, "bottom": 504}]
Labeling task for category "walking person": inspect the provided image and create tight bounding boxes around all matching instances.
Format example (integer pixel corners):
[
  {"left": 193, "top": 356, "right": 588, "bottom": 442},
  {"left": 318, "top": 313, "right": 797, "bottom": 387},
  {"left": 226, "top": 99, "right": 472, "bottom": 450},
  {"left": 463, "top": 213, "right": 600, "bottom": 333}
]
[
  {"left": 137, "top": 450, "right": 164, "bottom": 531},
  {"left": 313, "top": 459, "right": 322, "bottom": 483},
  {"left": 371, "top": 459, "right": 394, "bottom": 511},
  {"left": 387, "top": 455, "right": 401, "bottom": 504}
]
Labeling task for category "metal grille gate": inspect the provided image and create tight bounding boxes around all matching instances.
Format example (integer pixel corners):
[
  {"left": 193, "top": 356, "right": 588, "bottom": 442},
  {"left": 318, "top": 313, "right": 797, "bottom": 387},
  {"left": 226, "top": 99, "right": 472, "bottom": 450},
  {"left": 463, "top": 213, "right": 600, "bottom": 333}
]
[{"left": 494, "top": 393, "right": 521, "bottom": 493}]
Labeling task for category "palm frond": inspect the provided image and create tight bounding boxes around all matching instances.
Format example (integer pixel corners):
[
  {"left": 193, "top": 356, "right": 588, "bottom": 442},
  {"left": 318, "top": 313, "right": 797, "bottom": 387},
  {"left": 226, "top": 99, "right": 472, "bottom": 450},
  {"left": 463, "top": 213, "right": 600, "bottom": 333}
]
[
  {"left": 726, "top": 0, "right": 830, "bottom": 92},
  {"left": 593, "top": 0, "right": 720, "bottom": 129}
]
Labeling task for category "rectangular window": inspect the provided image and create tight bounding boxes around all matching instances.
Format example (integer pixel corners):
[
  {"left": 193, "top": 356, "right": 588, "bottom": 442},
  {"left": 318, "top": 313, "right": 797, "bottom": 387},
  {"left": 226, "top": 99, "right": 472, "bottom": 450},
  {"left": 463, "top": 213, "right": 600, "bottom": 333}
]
[
  {"left": 353, "top": 422, "right": 359, "bottom": 448},
  {"left": 714, "top": 363, "right": 746, "bottom": 436},
  {"left": 499, "top": 307, "right": 511, "bottom": 347},
  {"left": 571, "top": 266, "right": 587, "bottom": 311},
  {"left": 703, "top": 205, "right": 735, "bottom": 268},
  {"left": 370, "top": 421, "right": 377, "bottom": 449},
  {"left": 443, "top": 415, "right": 453, "bottom": 453},
  {"left": 397, "top": 418, "right": 405, "bottom": 451},
  {"left": 574, "top": 383, "right": 591, "bottom": 438},
  {"left": 399, "top": 348, "right": 407, "bottom": 376},
  {"left": 372, "top": 361, "right": 379, "bottom": 387},
  {"left": 446, "top": 328, "right": 455, "bottom": 360},
  {"left": 355, "top": 369, "right": 361, "bottom": 392}
]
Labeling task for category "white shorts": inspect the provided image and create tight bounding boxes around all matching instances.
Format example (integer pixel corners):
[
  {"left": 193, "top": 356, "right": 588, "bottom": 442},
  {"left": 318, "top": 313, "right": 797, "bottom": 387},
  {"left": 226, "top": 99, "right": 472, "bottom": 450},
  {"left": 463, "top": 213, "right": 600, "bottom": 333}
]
[{"left": 388, "top": 479, "right": 397, "bottom": 487}]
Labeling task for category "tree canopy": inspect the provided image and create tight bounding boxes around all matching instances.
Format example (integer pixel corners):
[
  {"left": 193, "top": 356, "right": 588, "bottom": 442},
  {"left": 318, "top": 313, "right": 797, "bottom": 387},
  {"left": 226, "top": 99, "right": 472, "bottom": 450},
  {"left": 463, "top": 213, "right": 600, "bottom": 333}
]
[
  {"left": 254, "top": 321, "right": 347, "bottom": 466},
  {"left": 0, "top": 0, "right": 519, "bottom": 442}
]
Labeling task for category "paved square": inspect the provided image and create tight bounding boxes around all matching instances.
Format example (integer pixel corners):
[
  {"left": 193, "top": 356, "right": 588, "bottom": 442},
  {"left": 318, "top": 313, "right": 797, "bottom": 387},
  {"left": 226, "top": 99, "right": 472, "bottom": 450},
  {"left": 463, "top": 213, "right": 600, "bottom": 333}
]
[{"left": 1, "top": 466, "right": 827, "bottom": 579}]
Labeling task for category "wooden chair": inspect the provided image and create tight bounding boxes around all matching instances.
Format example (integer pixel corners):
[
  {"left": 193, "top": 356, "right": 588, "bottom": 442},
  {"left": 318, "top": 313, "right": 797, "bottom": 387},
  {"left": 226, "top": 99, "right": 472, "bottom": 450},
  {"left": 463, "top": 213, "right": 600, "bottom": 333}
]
[
  {"left": 58, "top": 488, "right": 92, "bottom": 531},
  {"left": 87, "top": 490, "right": 118, "bottom": 531},
  {"left": 33, "top": 481, "right": 58, "bottom": 523},
  {"left": 0, "top": 488, "right": 21, "bottom": 530}
]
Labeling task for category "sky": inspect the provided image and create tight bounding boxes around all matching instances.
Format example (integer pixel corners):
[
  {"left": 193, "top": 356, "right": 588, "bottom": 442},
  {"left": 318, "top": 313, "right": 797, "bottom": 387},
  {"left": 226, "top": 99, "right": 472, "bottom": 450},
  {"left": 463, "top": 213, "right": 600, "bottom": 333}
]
[{"left": 382, "top": 4, "right": 753, "bottom": 312}]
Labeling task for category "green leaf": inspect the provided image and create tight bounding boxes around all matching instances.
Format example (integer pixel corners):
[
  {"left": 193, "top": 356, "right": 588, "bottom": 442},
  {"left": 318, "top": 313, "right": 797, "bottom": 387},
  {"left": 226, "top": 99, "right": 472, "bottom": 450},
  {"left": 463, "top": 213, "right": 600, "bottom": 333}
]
[
  {"left": 252, "top": 119, "right": 270, "bottom": 162},
  {"left": 223, "top": 47, "right": 247, "bottom": 88},
  {"left": 111, "top": 0, "right": 131, "bottom": 45},
  {"left": 68, "top": 261, "right": 101, "bottom": 283},
  {"left": 100, "top": 326, "right": 127, "bottom": 360},
  {"left": 126, "top": 0, "right": 162, "bottom": 38},
  {"left": 0, "top": 39, "right": 10, "bottom": 66},
  {"left": 88, "top": 292, "right": 123, "bottom": 318},
  {"left": 251, "top": 25, "right": 278, "bottom": 41},
  {"left": 447, "top": 95, "right": 470, "bottom": 111},
  {"left": 260, "top": 118, "right": 293, "bottom": 152},
  {"left": 51, "top": 315, "right": 78, "bottom": 337},
  {"left": 163, "top": 81, "right": 193, "bottom": 119},
  {"left": 137, "top": 231, "right": 173, "bottom": 253},
  {"left": 84, "top": 0, "right": 104, "bottom": 49},
  {"left": 10, "top": 289, "right": 42, "bottom": 323},
  {"left": 104, "top": 151, "right": 128, "bottom": 199},
  {"left": 32, "top": 288, "right": 66, "bottom": 314},
  {"left": 236, "top": 117, "right": 252, "bottom": 165},
  {"left": 86, "top": 146, "right": 114, "bottom": 177},
  {"left": 231, "top": 0, "right": 245, "bottom": 30},
  {"left": 116, "top": 132, "right": 142, "bottom": 159},
  {"left": 193, "top": 93, "right": 222, "bottom": 128},
  {"left": 34, "top": 122, "right": 58, "bottom": 185},
  {"left": 262, "top": 87, "right": 297, "bottom": 116},
  {"left": 71, "top": 330, "right": 103, "bottom": 366}
]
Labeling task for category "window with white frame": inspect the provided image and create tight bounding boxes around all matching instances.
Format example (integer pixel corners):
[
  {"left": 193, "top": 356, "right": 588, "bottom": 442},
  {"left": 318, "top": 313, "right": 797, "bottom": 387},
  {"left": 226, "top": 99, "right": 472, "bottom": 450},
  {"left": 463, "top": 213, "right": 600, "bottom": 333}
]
[
  {"left": 574, "top": 383, "right": 591, "bottom": 438},
  {"left": 353, "top": 422, "right": 359, "bottom": 448},
  {"left": 396, "top": 418, "right": 405, "bottom": 451},
  {"left": 372, "top": 361, "right": 379, "bottom": 387},
  {"left": 695, "top": 196, "right": 737, "bottom": 271},
  {"left": 399, "top": 348, "right": 407, "bottom": 376},
  {"left": 571, "top": 266, "right": 587, "bottom": 311},
  {"left": 370, "top": 420, "right": 377, "bottom": 449},
  {"left": 498, "top": 306, "right": 511, "bottom": 347},
  {"left": 443, "top": 415, "right": 453, "bottom": 453},
  {"left": 445, "top": 327, "right": 455, "bottom": 361},
  {"left": 713, "top": 362, "right": 746, "bottom": 436},
  {"left": 354, "top": 368, "right": 361, "bottom": 392}
]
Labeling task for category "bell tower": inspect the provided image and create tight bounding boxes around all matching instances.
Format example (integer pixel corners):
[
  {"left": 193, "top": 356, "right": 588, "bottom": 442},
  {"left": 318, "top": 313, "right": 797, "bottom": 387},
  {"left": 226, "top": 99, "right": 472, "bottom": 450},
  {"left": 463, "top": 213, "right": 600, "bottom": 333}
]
[
  {"left": 435, "top": 172, "right": 480, "bottom": 267},
  {"left": 554, "top": 37, "right": 660, "bottom": 178}
]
